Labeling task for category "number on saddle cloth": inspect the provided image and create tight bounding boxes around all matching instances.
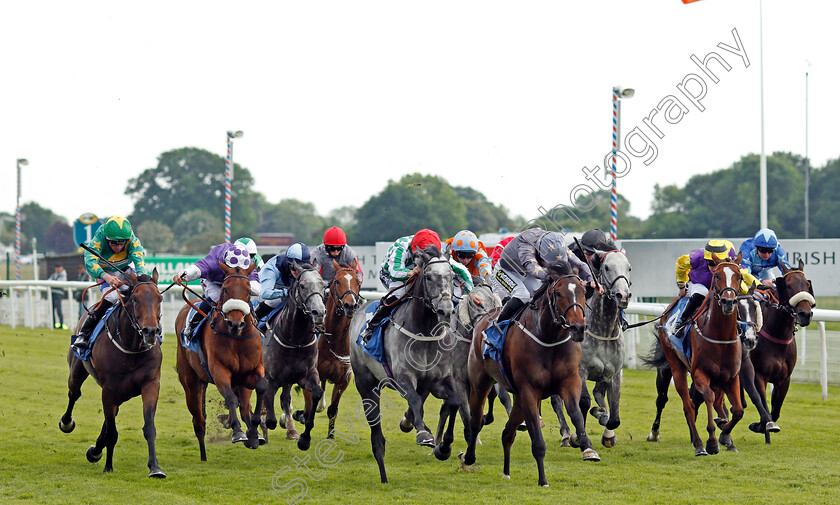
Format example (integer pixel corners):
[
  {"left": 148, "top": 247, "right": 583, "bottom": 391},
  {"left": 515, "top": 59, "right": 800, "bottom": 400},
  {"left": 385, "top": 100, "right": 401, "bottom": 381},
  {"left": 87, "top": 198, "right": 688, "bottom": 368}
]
[{"left": 72, "top": 305, "right": 120, "bottom": 362}]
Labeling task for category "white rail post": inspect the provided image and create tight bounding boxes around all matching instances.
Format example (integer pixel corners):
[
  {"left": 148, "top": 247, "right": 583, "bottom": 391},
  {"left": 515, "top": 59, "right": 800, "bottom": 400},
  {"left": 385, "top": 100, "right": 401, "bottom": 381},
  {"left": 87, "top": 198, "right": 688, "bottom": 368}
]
[{"left": 819, "top": 321, "right": 828, "bottom": 401}]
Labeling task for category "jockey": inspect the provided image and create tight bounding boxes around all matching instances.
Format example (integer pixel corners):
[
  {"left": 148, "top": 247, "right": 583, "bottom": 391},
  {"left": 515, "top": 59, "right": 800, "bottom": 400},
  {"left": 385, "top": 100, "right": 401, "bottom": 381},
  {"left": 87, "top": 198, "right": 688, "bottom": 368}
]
[
  {"left": 444, "top": 230, "right": 492, "bottom": 280},
  {"left": 174, "top": 243, "right": 261, "bottom": 337},
  {"left": 569, "top": 228, "right": 618, "bottom": 264},
  {"left": 310, "top": 226, "right": 363, "bottom": 285},
  {"left": 72, "top": 216, "right": 146, "bottom": 353},
  {"left": 254, "top": 242, "right": 311, "bottom": 320},
  {"left": 492, "top": 227, "right": 598, "bottom": 323},
  {"left": 739, "top": 228, "right": 791, "bottom": 286},
  {"left": 235, "top": 237, "right": 264, "bottom": 271},
  {"left": 674, "top": 239, "right": 759, "bottom": 332},
  {"left": 361, "top": 229, "right": 472, "bottom": 342}
]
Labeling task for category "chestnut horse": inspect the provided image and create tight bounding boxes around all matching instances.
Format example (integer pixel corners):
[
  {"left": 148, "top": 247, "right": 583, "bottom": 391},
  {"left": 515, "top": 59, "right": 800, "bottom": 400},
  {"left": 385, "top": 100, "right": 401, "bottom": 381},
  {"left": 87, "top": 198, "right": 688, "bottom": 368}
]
[
  {"left": 462, "top": 262, "right": 599, "bottom": 487},
  {"left": 748, "top": 260, "right": 815, "bottom": 442},
  {"left": 175, "top": 261, "right": 267, "bottom": 460},
  {"left": 647, "top": 254, "right": 746, "bottom": 456},
  {"left": 293, "top": 260, "right": 361, "bottom": 438},
  {"left": 59, "top": 270, "right": 165, "bottom": 477}
]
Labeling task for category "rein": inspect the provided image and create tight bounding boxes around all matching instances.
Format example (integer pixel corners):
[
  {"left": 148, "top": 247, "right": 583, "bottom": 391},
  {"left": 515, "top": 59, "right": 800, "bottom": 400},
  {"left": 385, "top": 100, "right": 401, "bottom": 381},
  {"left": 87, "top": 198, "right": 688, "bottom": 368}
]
[
  {"left": 517, "top": 274, "right": 582, "bottom": 347},
  {"left": 328, "top": 267, "right": 361, "bottom": 318},
  {"left": 274, "top": 269, "right": 325, "bottom": 347},
  {"left": 106, "top": 280, "right": 162, "bottom": 354}
]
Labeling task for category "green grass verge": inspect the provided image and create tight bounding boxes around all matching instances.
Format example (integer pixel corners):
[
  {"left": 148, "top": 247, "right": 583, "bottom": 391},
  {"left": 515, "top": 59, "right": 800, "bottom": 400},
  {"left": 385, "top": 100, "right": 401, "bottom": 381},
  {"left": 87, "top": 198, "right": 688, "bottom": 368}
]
[{"left": 0, "top": 325, "right": 838, "bottom": 505}]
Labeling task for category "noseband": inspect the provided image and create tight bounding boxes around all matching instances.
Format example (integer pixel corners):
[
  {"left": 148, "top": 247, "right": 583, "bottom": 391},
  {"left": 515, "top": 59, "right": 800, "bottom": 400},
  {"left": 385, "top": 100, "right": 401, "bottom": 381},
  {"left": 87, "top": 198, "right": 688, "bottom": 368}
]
[
  {"left": 541, "top": 274, "right": 585, "bottom": 329},
  {"left": 597, "top": 251, "right": 631, "bottom": 300},
  {"left": 216, "top": 273, "right": 254, "bottom": 326},
  {"left": 711, "top": 263, "right": 740, "bottom": 306},
  {"left": 329, "top": 267, "right": 361, "bottom": 318},
  {"left": 109, "top": 281, "right": 161, "bottom": 354}
]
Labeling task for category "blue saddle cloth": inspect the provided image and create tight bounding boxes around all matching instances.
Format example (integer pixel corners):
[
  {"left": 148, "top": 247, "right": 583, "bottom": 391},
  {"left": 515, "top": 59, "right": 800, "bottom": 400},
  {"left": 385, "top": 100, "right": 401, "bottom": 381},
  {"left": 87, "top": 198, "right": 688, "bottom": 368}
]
[
  {"left": 72, "top": 305, "right": 119, "bottom": 361},
  {"left": 355, "top": 301, "right": 391, "bottom": 364},
  {"left": 256, "top": 301, "right": 286, "bottom": 335},
  {"left": 666, "top": 297, "right": 693, "bottom": 362},
  {"left": 481, "top": 319, "right": 512, "bottom": 362},
  {"left": 179, "top": 307, "right": 213, "bottom": 383}
]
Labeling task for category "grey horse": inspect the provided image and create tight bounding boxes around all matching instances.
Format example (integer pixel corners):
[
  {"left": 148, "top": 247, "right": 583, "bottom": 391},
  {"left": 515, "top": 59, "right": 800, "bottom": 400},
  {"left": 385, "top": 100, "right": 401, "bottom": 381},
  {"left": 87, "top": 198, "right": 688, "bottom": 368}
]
[
  {"left": 552, "top": 249, "right": 631, "bottom": 447},
  {"left": 349, "top": 245, "right": 459, "bottom": 483},
  {"left": 262, "top": 264, "right": 327, "bottom": 451}
]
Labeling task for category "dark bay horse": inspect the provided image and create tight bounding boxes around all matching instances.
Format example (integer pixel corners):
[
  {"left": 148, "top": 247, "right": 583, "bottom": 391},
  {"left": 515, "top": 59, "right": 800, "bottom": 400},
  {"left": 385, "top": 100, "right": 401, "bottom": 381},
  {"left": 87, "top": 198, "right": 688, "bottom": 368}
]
[
  {"left": 262, "top": 263, "right": 327, "bottom": 451},
  {"left": 462, "top": 262, "right": 599, "bottom": 487},
  {"left": 747, "top": 261, "right": 815, "bottom": 442},
  {"left": 647, "top": 254, "right": 746, "bottom": 456},
  {"left": 60, "top": 270, "right": 165, "bottom": 477},
  {"left": 292, "top": 260, "right": 361, "bottom": 439},
  {"left": 552, "top": 249, "right": 632, "bottom": 448},
  {"left": 349, "top": 245, "right": 457, "bottom": 483},
  {"left": 175, "top": 261, "right": 266, "bottom": 460}
]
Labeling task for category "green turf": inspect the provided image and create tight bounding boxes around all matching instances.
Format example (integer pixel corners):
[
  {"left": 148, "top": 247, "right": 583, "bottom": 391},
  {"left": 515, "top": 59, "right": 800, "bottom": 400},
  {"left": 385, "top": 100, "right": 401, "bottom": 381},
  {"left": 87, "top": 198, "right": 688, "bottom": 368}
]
[{"left": 0, "top": 325, "right": 838, "bottom": 505}]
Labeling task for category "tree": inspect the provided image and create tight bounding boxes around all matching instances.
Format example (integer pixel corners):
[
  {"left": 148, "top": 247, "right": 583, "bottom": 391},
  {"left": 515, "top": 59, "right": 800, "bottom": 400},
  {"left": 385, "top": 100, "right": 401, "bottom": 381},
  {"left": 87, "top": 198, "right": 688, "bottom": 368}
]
[
  {"left": 454, "top": 186, "right": 520, "bottom": 234},
  {"left": 354, "top": 174, "right": 467, "bottom": 244},
  {"left": 173, "top": 209, "right": 222, "bottom": 240},
  {"left": 44, "top": 221, "right": 76, "bottom": 253},
  {"left": 20, "top": 202, "right": 66, "bottom": 251},
  {"left": 531, "top": 190, "right": 643, "bottom": 239},
  {"left": 135, "top": 220, "right": 174, "bottom": 254},
  {"left": 184, "top": 231, "right": 225, "bottom": 255},
  {"left": 126, "top": 148, "right": 257, "bottom": 239},
  {"left": 809, "top": 157, "right": 840, "bottom": 238},
  {"left": 258, "top": 199, "right": 327, "bottom": 244}
]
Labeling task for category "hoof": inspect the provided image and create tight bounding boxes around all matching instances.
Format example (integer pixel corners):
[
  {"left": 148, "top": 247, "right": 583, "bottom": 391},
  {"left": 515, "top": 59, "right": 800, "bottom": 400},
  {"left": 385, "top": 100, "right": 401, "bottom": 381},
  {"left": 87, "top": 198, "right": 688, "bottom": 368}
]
[
  {"left": 459, "top": 451, "right": 476, "bottom": 467},
  {"left": 502, "top": 474, "right": 511, "bottom": 480},
  {"left": 217, "top": 413, "right": 232, "bottom": 429},
  {"left": 766, "top": 421, "right": 780, "bottom": 433},
  {"left": 292, "top": 410, "right": 305, "bottom": 424},
  {"left": 705, "top": 442, "right": 719, "bottom": 455},
  {"left": 483, "top": 412, "right": 494, "bottom": 425},
  {"left": 434, "top": 443, "right": 452, "bottom": 461},
  {"left": 86, "top": 445, "right": 102, "bottom": 463},
  {"left": 646, "top": 431, "right": 659, "bottom": 442},
  {"left": 265, "top": 418, "right": 278, "bottom": 430},
  {"left": 316, "top": 398, "right": 327, "bottom": 413},
  {"left": 244, "top": 438, "right": 260, "bottom": 450},
  {"left": 416, "top": 430, "right": 435, "bottom": 447},
  {"left": 601, "top": 435, "right": 617, "bottom": 448},
  {"left": 560, "top": 437, "right": 571, "bottom": 448},
  {"left": 539, "top": 417, "right": 545, "bottom": 429},
  {"left": 569, "top": 433, "right": 581, "bottom": 449},
  {"left": 726, "top": 445, "right": 739, "bottom": 453},
  {"left": 714, "top": 417, "right": 728, "bottom": 429},
  {"left": 258, "top": 433, "right": 267, "bottom": 445},
  {"left": 748, "top": 422, "right": 764, "bottom": 433},
  {"left": 399, "top": 417, "right": 413, "bottom": 433},
  {"left": 516, "top": 421, "right": 527, "bottom": 432},
  {"left": 231, "top": 431, "right": 248, "bottom": 444},
  {"left": 103, "top": 466, "right": 113, "bottom": 474},
  {"left": 540, "top": 482, "right": 549, "bottom": 487},
  {"left": 286, "top": 430, "right": 299, "bottom": 440},
  {"left": 582, "top": 448, "right": 600, "bottom": 461},
  {"left": 59, "top": 418, "right": 76, "bottom": 433},
  {"left": 148, "top": 468, "right": 166, "bottom": 479},
  {"left": 695, "top": 447, "right": 708, "bottom": 456},
  {"left": 298, "top": 435, "right": 311, "bottom": 451}
]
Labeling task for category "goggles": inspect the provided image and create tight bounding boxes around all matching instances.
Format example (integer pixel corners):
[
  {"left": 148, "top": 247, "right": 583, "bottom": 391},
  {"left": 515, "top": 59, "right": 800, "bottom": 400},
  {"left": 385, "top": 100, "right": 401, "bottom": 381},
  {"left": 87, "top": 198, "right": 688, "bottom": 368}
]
[
  {"left": 455, "top": 251, "right": 475, "bottom": 261},
  {"left": 757, "top": 246, "right": 774, "bottom": 254},
  {"left": 108, "top": 239, "right": 129, "bottom": 247},
  {"left": 325, "top": 245, "right": 344, "bottom": 253}
]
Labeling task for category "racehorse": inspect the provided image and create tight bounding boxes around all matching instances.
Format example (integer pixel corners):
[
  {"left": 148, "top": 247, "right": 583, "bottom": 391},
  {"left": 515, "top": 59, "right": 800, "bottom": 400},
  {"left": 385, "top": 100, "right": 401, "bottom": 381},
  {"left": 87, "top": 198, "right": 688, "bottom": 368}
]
[
  {"left": 551, "top": 249, "right": 632, "bottom": 448},
  {"left": 291, "top": 260, "right": 361, "bottom": 439},
  {"left": 262, "top": 263, "right": 327, "bottom": 450},
  {"left": 60, "top": 270, "right": 165, "bottom": 477},
  {"left": 461, "top": 261, "right": 599, "bottom": 487},
  {"left": 349, "top": 245, "right": 458, "bottom": 483},
  {"left": 175, "top": 261, "right": 266, "bottom": 460},
  {"left": 646, "top": 254, "right": 746, "bottom": 456},
  {"left": 747, "top": 261, "right": 815, "bottom": 442}
]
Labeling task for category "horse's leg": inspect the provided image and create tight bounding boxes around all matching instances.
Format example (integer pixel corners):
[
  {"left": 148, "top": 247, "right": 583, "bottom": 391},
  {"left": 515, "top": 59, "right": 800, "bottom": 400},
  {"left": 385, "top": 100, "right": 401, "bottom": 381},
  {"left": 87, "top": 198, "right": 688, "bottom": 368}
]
[
  {"left": 280, "top": 386, "right": 299, "bottom": 440},
  {"left": 297, "top": 368, "right": 324, "bottom": 451},
  {"left": 501, "top": 397, "right": 525, "bottom": 481},
  {"left": 357, "top": 377, "right": 388, "bottom": 484},
  {"left": 671, "top": 365, "right": 706, "bottom": 455},
  {"left": 549, "top": 395, "right": 572, "bottom": 447},
  {"left": 263, "top": 380, "right": 279, "bottom": 430},
  {"left": 484, "top": 387, "right": 497, "bottom": 425},
  {"left": 517, "top": 386, "right": 556, "bottom": 486},
  {"left": 461, "top": 372, "right": 494, "bottom": 466},
  {"left": 249, "top": 374, "right": 268, "bottom": 447},
  {"left": 394, "top": 375, "right": 433, "bottom": 447},
  {"left": 318, "top": 379, "right": 328, "bottom": 413},
  {"left": 293, "top": 388, "right": 313, "bottom": 424},
  {"left": 238, "top": 383, "right": 264, "bottom": 450},
  {"left": 690, "top": 371, "right": 719, "bottom": 456},
  {"left": 602, "top": 373, "right": 622, "bottom": 448},
  {"left": 560, "top": 374, "right": 600, "bottom": 463},
  {"left": 433, "top": 376, "right": 460, "bottom": 461},
  {"left": 718, "top": 377, "right": 745, "bottom": 452},
  {"left": 213, "top": 369, "right": 246, "bottom": 444},
  {"left": 179, "top": 362, "right": 208, "bottom": 461},
  {"left": 141, "top": 378, "right": 165, "bottom": 478},
  {"left": 741, "top": 359, "right": 777, "bottom": 438},
  {"left": 326, "top": 370, "right": 352, "bottom": 439},
  {"left": 590, "top": 380, "right": 609, "bottom": 426},
  {"left": 770, "top": 377, "right": 791, "bottom": 424},
  {"left": 98, "top": 390, "right": 120, "bottom": 473},
  {"left": 60, "top": 355, "right": 88, "bottom": 433},
  {"left": 647, "top": 366, "right": 672, "bottom": 442}
]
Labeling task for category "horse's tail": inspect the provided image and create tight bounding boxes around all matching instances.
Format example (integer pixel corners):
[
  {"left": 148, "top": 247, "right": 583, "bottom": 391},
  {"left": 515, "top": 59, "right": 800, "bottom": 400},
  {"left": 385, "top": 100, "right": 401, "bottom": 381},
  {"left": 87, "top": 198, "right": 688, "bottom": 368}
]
[{"left": 639, "top": 333, "right": 668, "bottom": 370}]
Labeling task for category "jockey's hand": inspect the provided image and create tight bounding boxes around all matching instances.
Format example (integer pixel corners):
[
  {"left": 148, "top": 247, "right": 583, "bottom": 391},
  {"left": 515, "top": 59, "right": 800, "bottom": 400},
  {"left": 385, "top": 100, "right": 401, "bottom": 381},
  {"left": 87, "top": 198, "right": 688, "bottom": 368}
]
[
  {"left": 102, "top": 273, "right": 122, "bottom": 288},
  {"left": 590, "top": 281, "right": 604, "bottom": 295},
  {"left": 678, "top": 286, "right": 687, "bottom": 298},
  {"left": 761, "top": 279, "right": 775, "bottom": 288},
  {"left": 172, "top": 273, "right": 186, "bottom": 284},
  {"left": 407, "top": 266, "right": 421, "bottom": 279}
]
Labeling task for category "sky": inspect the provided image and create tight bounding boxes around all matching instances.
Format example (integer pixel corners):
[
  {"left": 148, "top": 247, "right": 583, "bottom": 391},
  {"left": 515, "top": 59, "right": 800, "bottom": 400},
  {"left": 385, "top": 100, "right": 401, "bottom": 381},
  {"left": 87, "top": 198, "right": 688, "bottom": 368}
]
[{"left": 2, "top": 1, "right": 836, "bottom": 235}]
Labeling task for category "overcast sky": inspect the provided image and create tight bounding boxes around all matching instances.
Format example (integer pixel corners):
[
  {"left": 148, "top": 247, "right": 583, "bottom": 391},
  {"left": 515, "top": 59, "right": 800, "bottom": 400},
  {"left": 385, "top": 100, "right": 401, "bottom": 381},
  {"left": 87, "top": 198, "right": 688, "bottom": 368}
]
[{"left": 2, "top": 1, "right": 835, "bottom": 234}]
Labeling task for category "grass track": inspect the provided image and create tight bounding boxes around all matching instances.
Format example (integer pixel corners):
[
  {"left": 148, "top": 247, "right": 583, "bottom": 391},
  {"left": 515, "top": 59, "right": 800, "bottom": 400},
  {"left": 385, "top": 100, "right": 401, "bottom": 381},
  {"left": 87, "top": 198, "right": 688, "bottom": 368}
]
[{"left": 0, "top": 325, "right": 838, "bottom": 505}]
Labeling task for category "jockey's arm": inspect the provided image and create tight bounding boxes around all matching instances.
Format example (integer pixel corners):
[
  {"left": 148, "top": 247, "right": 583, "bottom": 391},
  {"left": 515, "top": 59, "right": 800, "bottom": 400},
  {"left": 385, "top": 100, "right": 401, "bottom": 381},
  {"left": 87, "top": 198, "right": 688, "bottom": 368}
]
[
  {"left": 739, "top": 269, "right": 759, "bottom": 294},
  {"left": 675, "top": 254, "right": 692, "bottom": 289}
]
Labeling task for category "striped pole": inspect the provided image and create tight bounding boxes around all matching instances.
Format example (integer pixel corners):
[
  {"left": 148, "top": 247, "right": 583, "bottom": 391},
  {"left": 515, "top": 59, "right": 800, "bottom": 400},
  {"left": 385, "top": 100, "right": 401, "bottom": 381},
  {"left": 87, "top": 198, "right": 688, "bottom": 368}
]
[
  {"left": 610, "top": 87, "right": 619, "bottom": 243},
  {"left": 225, "top": 133, "right": 233, "bottom": 243},
  {"left": 15, "top": 159, "right": 27, "bottom": 280}
]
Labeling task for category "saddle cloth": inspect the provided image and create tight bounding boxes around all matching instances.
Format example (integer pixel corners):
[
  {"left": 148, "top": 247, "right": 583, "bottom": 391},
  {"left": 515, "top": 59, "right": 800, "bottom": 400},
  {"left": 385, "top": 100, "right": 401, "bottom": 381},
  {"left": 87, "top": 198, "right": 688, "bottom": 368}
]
[
  {"left": 71, "top": 305, "right": 119, "bottom": 362},
  {"left": 355, "top": 301, "right": 391, "bottom": 364},
  {"left": 665, "top": 297, "right": 693, "bottom": 362}
]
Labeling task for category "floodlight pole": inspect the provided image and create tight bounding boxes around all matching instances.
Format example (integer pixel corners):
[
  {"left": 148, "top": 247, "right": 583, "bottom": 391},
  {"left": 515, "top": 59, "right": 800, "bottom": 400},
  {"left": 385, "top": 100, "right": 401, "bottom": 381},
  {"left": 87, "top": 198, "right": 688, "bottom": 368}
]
[
  {"left": 225, "top": 130, "right": 243, "bottom": 243},
  {"left": 15, "top": 158, "right": 28, "bottom": 280},
  {"left": 610, "top": 86, "right": 633, "bottom": 243}
]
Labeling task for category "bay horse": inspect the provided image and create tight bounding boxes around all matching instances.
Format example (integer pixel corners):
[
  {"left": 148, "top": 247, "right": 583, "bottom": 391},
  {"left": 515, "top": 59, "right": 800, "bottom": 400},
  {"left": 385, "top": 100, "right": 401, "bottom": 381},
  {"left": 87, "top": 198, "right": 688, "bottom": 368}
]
[
  {"left": 348, "top": 245, "right": 458, "bottom": 483},
  {"left": 292, "top": 260, "right": 361, "bottom": 439},
  {"left": 461, "top": 262, "right": 599, "bottom": 487},
  {"left": 59, "top": 270, "right": 165, "bottom": 477},
  {"left": 262, "top": 263, "right": 327, "bottom": 451},
  {"left": 175, "top": 261, "right": 266, "bottom": 460},
  {"left": 747, "top": 260, "right": 815, "bottom": 442},
  {"left": 552, "top": 249, "right": 632, "bottom": 448},
  {"left": 646, "top": 253, "right": 746, "bottom": 456}
]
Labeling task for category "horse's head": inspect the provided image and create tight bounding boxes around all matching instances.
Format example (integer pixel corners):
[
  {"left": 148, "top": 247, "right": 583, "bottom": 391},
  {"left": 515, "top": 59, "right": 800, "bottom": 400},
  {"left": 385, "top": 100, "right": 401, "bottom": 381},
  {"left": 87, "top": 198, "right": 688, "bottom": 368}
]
[
  {"left": 218, "top": 260, "right": 257, "bottom": 337},
  {"left": 710, "top": 254, "right": 742, "bottom": 316},
  {"left": 125, "top": 269, "right": 163, "bottom": 348},
  {"left": 461, "top": 283, "right": 502, "bottom": 328},
  {"left": 594, "top": 250, "right": 632, "bottom": 310},
  {"left": 736, "top": 284, "right": 762, "bottom": 351},
  {"left": 414, "top": 245, "right": 454, "bottom": 323},
  {"left": 545, "top": 262, "right": 586, "bottom": 342},
  {"left": 776, "top": 260, "right": 815, "bottom": 327},
  {"left": 330, "top": 259, "right": 361, "bottom": 318},
  {"left": 290, "top": 262, "right": 327, "bottom": 331}
]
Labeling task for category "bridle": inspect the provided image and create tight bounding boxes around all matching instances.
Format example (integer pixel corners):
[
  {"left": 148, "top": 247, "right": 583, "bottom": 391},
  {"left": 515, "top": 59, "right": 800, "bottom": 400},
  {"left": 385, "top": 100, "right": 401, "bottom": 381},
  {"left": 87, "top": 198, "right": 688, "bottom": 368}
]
[
  {"left": 534, "top": 274, "right": 585, "bottom": 329},
  {"left": 108, "top": 280, "right": 162, "bottom": 354},
  {"left": 711, "top": 262, "right": 741, "bottom": 306},
  {"left": 407, "top": 257, "right": 452, "bottom": 313},
  {"left": 328, "top": 266, "right": 361, "bottom": 318},
  {"left": 289, "top": 269, "right": 326, "bottom": 320},
  {"left": 596, "top": 250, "right": 632, "bottom": 300}
]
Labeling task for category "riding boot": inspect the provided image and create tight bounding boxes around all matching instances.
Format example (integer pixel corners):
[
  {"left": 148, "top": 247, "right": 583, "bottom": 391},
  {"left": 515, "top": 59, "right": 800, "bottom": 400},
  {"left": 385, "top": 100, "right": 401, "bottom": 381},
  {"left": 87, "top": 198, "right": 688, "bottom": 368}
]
[
  {"left": 361, "top": 295, "right": 398, "bottom": 342},
  {"left": 72, "top": 299, "right": 114, "bottom": 352},
  {"left": 183, "top": 300, "right": 211, "bottom": 338},
  {"left": 254, "top": 301, "right": 273, "bottom": 320},
  {"left": 497, "top": 297, "right": 525, "bottom": 323},
  {"left": 676, "top": 293, "right": 705, "bottom": 334}
]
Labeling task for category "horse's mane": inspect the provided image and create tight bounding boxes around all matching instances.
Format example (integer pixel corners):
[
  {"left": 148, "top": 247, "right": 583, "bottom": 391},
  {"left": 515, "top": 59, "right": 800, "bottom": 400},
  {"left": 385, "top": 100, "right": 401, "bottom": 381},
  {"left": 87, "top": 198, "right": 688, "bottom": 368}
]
[
  {"left": 548, "top": 261, "right": 572, "bottom": 276},
  {"left": 417, "top": 244, "right": 442, "bottom": 258},
  {"left": 136, "top": 273, "right": 153, "bottom": 283}
]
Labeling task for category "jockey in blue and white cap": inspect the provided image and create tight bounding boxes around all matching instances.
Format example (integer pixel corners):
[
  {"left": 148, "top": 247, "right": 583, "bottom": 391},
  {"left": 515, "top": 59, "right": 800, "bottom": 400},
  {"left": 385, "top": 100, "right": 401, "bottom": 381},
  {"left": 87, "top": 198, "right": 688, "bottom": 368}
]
[
  {"left": 739, "top": 228, "right": 791, "bottom": 284},
  {"left": 254, "top": 242, "right": 312, "bottom": 320}
]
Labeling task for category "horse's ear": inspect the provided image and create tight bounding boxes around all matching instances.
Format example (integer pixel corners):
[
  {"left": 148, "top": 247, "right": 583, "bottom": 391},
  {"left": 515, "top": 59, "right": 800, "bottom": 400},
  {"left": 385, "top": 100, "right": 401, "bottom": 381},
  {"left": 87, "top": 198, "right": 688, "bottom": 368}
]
[
  {"left": 798, "top": 258, "right": 805, "bottom": 271},
  {"left": 747, "top": 282, "right": 755, "bottom": 296},
  {"left": 808, "top": 280, "right": 816, "bottom": 306},
  {"left": 218, "top": 260, "right": 231, "bottom": 275},
  {"left": 775, "top": 277, "right": 787, "bottom": 303},
  {"left": 332, "top": 258, "right": 340, "bottom": 270},
  {"left": 129, "top": 270, "right": 138, "bottom": 285},
  {"left": 591, "top": 251, "right": 605, "bottom": 270},
  {"left": 151, "top": 267, "right": 159, "bottom": 284},
  {"left": 735, "top": 251, "right": 743, "bottom": 264},
  {"left": 246, "top": 261, "right": 256, "bottom": 275}
]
